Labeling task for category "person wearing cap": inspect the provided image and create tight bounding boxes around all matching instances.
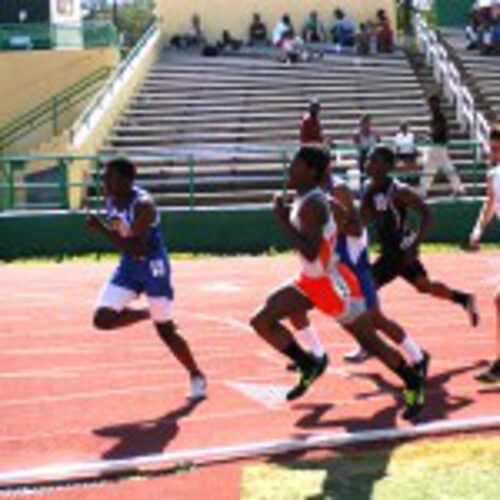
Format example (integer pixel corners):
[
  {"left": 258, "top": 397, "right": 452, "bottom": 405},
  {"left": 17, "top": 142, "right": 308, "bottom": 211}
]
[{"left": 300, "top": 98, "right": 325, "bottom": 145}]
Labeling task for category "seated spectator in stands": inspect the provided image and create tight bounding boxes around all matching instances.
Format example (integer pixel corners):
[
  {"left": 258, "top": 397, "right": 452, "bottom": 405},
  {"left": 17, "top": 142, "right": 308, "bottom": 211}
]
[
  {"left": 273, "top": 14, "right": 295, "bottom": 47},
  {"left": 492, "top": 15, "right": 500, "bottom": 52},
  {"left": 480, "top": 8, "right": 500, "bottom": 53},
  {"left": 170, "top": 14, "right": 206, "bottom": 48},
  {"left": 185, "top": 14, "right": 206, "bottom": 47},
  {"left": 357, "top": 23, "right": 371, "bottom": 54},
  {"left": 353, "top": 114, "right": 381, "bottom": 173},
  {"left": 394, "top": 122, "right": 418, "bottom": 171},
  {"left": 300, "top": 98, "right": 325, "bottom": 145},
  {"left": 466, "top": 4, "right": 483, "bottom": 49},
  {"left": 273, "top": 14, "right": 309, "bottom": 63},
  {"left": 248, "top": 13, "right": 269, "bottom": 46},
  {"left": 376, "top": 9, "right": 394, "bottom": 53},
  {"left": 217, "top": 30, "right": 243, "bottom": 51},
  {"left": 302, "top": 10, "right": 327, "bottom": 43},
  {"left": 331, "top": 9, "right": 356, "bottom": 50}
]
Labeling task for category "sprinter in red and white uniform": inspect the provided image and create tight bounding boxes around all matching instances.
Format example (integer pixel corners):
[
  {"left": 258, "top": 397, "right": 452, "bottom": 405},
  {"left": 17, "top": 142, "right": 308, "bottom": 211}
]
[{"left": 250, "top": 146, "right": 426, "bottom": 420}]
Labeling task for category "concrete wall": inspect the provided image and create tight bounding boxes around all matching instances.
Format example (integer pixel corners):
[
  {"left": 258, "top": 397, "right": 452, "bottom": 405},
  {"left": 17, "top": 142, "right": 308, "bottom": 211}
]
[
  {"left": 0, "top": 47, "right": 119, "bottom": 127},
  {"left": 155, "top": 0, "right": 396, "bottom": 41},
  {"left": 0, "top": 201, "right": 489, "bottom": 261}
]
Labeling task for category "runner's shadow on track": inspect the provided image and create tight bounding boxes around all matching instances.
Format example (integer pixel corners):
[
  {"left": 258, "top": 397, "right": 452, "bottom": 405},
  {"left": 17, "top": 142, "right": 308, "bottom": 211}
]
[
  {"left": 253, "top": 362, "right": 484, "bottom": 499},
  {"left": 93, "top": 399, "right": 204, "bottom": 460},
  {"left": 293, "top": 360, "right": 482, "bottom": 431},
  {"left": 261, "top": 445, "right": 395, "bottom": 500}
]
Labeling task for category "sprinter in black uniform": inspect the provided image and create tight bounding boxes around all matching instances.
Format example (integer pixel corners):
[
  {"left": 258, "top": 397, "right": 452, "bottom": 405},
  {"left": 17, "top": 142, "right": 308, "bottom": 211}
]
[{"left": 362, "top": 146, "right": 479, "bottom": 326}]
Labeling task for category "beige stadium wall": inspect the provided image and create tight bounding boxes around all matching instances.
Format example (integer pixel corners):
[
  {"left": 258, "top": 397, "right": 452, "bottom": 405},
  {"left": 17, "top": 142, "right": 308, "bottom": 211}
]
[
  {"left": 0, "top": 48, "right": 119, "bottom": 127},
  {"left": 156, "top": 0, "right": 396, "bottom": 41}
]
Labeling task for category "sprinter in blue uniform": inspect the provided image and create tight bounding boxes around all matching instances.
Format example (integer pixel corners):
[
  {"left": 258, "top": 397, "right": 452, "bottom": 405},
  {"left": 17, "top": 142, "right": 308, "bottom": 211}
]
[{"left": 86, "top": 158, "right": 206, "bottom": 401}]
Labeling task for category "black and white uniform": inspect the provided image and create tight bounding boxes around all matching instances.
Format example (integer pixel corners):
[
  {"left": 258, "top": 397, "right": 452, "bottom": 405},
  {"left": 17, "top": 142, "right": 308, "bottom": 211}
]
[{"left": 363, "top": 177, "right": 427, "bottom": 287}]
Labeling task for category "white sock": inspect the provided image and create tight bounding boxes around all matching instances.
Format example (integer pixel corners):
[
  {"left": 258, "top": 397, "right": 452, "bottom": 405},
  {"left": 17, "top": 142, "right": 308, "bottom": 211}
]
[
  {"left": 401, "top": 335, "right": 424, "bottom": 364},
  {"left": 299, "top": 326, "right": 325, "bottom": 359}
]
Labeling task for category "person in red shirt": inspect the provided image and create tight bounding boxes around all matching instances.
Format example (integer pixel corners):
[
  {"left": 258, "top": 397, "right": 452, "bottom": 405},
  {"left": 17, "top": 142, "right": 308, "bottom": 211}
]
[{"left": 300, "top": 98, "right": 324, "bottom": 145}]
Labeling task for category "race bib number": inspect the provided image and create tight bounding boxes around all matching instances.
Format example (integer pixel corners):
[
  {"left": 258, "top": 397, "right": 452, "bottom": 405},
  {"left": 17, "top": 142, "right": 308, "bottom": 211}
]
[
  {"left": 374, "top": 194, "right": 388, "bottom": 212},
  {"left": 150, "top": 259, "right": 166, "bottom": 278}
]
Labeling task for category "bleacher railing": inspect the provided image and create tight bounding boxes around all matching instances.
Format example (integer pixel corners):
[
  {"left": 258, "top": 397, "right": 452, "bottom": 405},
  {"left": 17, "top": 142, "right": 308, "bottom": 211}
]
[
  {"left": 0, "top": 67, "right": 113, "bottom": 152},
  {"left": 70, "top": 23, "right": 160, "bottom": 149},
  {"left": 0, "top": 21, "right": 118, "bottom": 51},
  {"left": 414, "top": 14, "right": 491, "bottom": 154},
  {"left": 0, "top": 140, "right": 485, "bottom": 212}
]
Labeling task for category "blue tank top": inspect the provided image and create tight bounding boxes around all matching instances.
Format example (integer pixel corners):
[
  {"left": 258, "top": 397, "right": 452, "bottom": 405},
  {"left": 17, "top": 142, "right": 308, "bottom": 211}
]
[
  {"left": 106, "top": 186, "right": 166, "bottom": 259},
  {"left": 330, "top": 175, "right": 370, "bottom": 269}
]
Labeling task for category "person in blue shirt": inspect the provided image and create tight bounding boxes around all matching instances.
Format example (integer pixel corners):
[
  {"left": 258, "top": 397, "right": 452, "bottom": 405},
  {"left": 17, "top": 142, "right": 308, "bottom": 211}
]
[{"left": 86, "top": 158, "right": 207, "bottom": 401}]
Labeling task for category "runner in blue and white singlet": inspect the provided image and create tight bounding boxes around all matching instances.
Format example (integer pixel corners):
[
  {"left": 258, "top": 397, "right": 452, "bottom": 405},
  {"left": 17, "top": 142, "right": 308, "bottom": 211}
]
[{"left": 86, "top": 158, "right": 207, "bottom": 401}]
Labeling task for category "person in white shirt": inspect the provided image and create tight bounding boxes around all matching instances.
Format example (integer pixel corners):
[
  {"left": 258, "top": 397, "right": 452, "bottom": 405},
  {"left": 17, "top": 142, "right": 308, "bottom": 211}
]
[
  {"left": 469, "top": 126, "right": 500, "bottom": 383},
  {"left": 272, "top": 14, "right": 308, "bottom": 63},
  {"left": 394, "top": 122, "right": 418, "bottom": 171}
]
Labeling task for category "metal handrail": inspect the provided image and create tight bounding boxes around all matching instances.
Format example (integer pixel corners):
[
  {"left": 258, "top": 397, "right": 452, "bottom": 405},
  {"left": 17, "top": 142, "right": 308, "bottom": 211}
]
[
  {"left": 70, "top": 23, "right": 160, "bottom": 148},
  {"left": 414, "top": 14, "right": 491, "bottom": 153},
  {"left": 0, "top": 67, "right": 112, "bottom": 151},
  {"left": 0, "top": 139, "right": 485, "bottom": 212}
]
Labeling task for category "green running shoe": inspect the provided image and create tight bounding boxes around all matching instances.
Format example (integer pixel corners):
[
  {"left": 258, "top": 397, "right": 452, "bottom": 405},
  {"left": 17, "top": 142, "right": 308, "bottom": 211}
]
[{"left": 402, "top": 382, "right": 425, "bottom": 421}]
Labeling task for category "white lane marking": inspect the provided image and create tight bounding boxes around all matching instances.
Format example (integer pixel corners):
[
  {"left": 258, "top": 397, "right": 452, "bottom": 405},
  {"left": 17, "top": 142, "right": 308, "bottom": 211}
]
[
  {"left": 1, "top": 416, "right": 500, "bottom": 485},
  {"left": 0, "top": 371, "right": 291, "bottom": 410},
  {"left": 226, "top": 381, "right": 289, "bottom": 409}
]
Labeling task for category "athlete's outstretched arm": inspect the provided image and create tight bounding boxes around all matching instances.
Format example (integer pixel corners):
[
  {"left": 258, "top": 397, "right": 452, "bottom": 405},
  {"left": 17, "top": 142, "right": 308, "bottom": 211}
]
[
  {"left": 86, "top": 200, "right": 154, "bottom": 257},
  {"left": 332, "top": 184, "right": 363, "bottom": 237},
  {"left": 470, "top": 177, "right": 495, "bottom": 248},
  {"left": 396, "top": 186, "right": 432, "bottom": 248},
  {"left": 273, "top": 194, "right": 326, "bottom": 262}
]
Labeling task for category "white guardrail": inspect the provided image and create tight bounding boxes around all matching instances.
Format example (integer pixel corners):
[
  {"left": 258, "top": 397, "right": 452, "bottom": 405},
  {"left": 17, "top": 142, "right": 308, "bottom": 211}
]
[
  {"left": 414, "top": 14, "right": 491, "bottom": 154},
  {"left": 70, "top": 24, "right": 160, "bottom": 149}
]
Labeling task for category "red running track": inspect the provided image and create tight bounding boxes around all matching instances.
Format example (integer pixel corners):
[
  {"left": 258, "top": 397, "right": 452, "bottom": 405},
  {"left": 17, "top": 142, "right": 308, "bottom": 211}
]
[{"left": 0, "top": 253, "right": 499, "bottom": 493}]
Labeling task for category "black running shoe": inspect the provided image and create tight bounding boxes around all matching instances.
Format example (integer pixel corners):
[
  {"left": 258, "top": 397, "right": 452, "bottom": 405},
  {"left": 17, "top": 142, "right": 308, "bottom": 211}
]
[
  {"left": 287, "top": 353, "right": 329, "bottom": 375},
  {"left": 475, "top": 360, "right": 500, "bottom": 384},
  {"left": 286, "top": 359, "right": 324, "bottom": 401},
  {"left": 414, "top": 351, "right": 431, "bottom": 381},
  {"left": 465, "top": 295, "right": 480, "bottom": 327}
]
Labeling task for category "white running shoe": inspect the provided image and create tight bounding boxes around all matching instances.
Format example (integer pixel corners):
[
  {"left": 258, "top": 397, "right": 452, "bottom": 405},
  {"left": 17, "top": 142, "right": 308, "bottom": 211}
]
[{"left": 189, "top": 376, "right": 207, "bottom": 401}]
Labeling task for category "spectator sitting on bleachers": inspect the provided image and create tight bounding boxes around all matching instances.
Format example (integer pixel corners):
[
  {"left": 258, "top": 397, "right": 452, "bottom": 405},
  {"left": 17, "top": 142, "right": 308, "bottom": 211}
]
[
  {"left": 466, "top": 1, "right": 500, "bottom": 52},
  {"left": 248, "top": 13, "right": 269, "bottom": 46},
  {"left": 185, "top": 14, "right": 206, "bottom": 47},
  {"left": 273, "top": 14, "right": 295, "bottom": 47},
  {"left": 353, "top": 114, "right": 381, "bottom": 173},
  {"left": 217, "top": 30, "right": 243, "bottom": 51},
  {"left": 466, "top": 3, "right": 484, "bottom": 49},
  {"left": 376, "top": 9, "right": 394, "bottom": 53},
  {"left": 302, "top": 10, "right": 327, "bottom": 43},
  {"left": 394, "top": 122, "right": 418, "bottom": 171},
  {"left": 357, "top": 23, "right": 371, "bottom": 54},
  {"left": 170, "top": 14, "right": 206, "bottom": 48},
  {"left": 331, "top": 8, "right": 356, "bottom": 51},
  {"left": 482, "top": 8, "right": 500, "bottom": 54},
  {"left": 300, "top": 98, "right": 325, "bottom": 145},
  {"left": 273, "top": 14, "right": 309, "bottom": 63}
]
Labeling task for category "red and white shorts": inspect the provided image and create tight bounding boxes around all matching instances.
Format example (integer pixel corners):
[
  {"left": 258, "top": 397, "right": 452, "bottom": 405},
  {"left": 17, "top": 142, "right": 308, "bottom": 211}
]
[{"left": 294, "top": 263, "right": 365, "bottom": 324}]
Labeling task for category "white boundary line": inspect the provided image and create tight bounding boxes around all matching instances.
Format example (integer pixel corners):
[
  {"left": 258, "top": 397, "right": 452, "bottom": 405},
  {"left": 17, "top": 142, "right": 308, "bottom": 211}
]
[{"left": 0, "top": 416, "right": 499, "bottom": 486}]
